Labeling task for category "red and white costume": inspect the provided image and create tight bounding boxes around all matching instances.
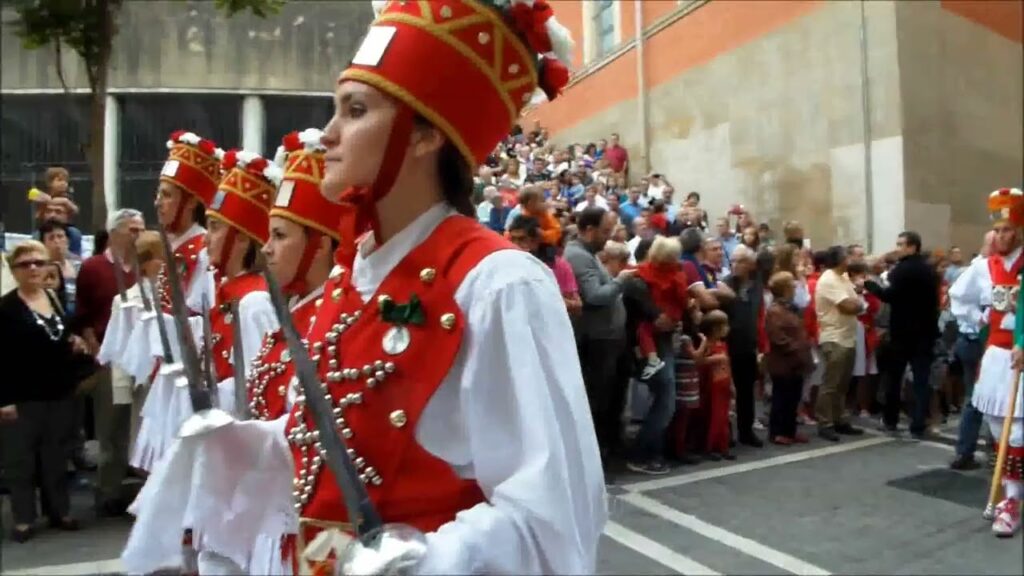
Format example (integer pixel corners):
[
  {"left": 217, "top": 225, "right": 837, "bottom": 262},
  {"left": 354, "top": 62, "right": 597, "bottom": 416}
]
[
  {"left": 949, "top": 187, "right": 1024, "bottom": 537},
  {"left": 124, "top": 1, "right": 604, "bottom": 574}
]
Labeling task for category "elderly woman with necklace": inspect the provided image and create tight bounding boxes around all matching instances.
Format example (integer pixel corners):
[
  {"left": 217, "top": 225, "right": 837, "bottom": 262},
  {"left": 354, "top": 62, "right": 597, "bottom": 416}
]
[{"left": 0, "top": 240, "right": 91, "bottom": 542}]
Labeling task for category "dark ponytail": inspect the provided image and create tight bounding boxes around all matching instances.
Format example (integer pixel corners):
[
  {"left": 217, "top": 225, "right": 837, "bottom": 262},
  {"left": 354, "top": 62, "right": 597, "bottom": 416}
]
[{"left": 414, "top": 115, "right": 474, "bottom": 217}]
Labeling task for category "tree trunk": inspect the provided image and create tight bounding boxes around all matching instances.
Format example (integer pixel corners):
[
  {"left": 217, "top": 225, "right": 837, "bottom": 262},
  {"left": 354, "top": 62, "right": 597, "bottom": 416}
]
[{"left": 87, "top": 86, "right": 107, "bottom": 233}]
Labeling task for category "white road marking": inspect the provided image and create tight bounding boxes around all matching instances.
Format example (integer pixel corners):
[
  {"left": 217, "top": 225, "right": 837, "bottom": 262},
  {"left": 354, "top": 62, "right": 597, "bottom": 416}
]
[
  {"left": 620, "top": 492, "right": 831, "bottom": 576},
  {"left": 604, "top": 520, "right": 722, "bottom": 575},
  {"left": 4, "top": 558, "right": 123, "bottom": 575},
  {"left": 622, "top": 436, "right": 893, "bottom": 492}
]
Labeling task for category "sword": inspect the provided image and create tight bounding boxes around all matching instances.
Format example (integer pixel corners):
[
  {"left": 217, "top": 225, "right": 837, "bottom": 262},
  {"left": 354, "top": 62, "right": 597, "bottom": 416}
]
[
  {"left": 229, "top": 300, "right": 250, "bottom": 420},
  {"left": 112, "top": 250, "right": 129, "bottom": 306},
  {"left": 128, "top": 243, "right": 175, "bottom": 365},
  {"left": 200, "top": 294, "right": 219, "bottom": 408},
  {"left": 158, "top": 228, "right": 212, "bottom": 414},
  {"left": 261, "top": 268, "right": 382, "bottom": 540}
]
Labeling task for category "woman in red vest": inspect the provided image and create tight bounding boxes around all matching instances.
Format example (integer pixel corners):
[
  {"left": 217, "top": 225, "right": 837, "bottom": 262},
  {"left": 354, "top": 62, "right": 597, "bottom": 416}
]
[{"left": 123, "top": 1, "right": 604, "bottom": 574}]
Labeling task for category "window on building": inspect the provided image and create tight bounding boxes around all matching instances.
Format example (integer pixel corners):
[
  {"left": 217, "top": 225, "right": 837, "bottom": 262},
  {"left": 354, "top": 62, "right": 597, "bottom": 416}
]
[{"left": 593, "top": 0, "right": 617, "bottom": 59}]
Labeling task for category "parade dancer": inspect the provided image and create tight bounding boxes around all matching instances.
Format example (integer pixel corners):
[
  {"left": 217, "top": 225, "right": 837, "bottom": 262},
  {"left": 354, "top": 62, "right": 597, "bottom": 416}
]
[
  {"left": 130, "top": 131, "right": 224, "bottom": 472},
  {"left": 123, "top": 1, "right": 605, "bottom": 574},
  {"left": 195, "top": 148, "right": 281, "bottom": 414},
  {"left": 248, "top": 129, "right": 344, "bottom": 421},
  {"left": 949, "top": 187, "right": 1024, "bottom": 538}
]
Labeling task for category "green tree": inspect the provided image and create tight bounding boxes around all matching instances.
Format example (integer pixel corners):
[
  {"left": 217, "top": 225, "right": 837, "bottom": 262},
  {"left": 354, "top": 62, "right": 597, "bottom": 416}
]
[{"left": 13, "top": 0, "right": 286, "bottom": 231}]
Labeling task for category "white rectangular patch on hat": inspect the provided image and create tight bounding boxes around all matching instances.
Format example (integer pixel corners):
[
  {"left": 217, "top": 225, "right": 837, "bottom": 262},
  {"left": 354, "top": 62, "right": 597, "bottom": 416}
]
[
  {"left": 275, "top": 180, "right": 295, "bottom": 208},
  {"left": 210, "top": 189, "right": 227, "bottom": 211},
  {"left": 351, "top": 26, "right": 396, "bottom": 67},
  {"left": 161, "top": 160, "right": 180, "bottom": 177}
]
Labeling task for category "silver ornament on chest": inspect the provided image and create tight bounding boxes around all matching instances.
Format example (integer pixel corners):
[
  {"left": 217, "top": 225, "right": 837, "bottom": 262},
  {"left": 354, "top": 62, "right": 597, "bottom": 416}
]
[
  {"left": 382, "top": 325, "right": 411, "bottom": 356},
  {"left": 992, "top": 285, "right": 1011, "bottom": 312}
]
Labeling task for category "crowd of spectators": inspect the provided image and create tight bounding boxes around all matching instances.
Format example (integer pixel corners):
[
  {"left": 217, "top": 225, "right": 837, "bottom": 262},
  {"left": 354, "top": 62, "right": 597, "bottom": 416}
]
[{"left": 474, "top": 121, "right": 987, "bottom": 476}]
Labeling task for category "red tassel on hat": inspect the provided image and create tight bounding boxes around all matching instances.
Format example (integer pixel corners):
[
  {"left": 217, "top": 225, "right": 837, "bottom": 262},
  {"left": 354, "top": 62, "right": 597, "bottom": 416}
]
[
  {"left": 508, "top": 0, "right": 554, "bottom": 56},
  {"left": 222, "top": 150, "right": 239, "bottom": 170},
  {"left": 247, "top": 156, "right": 268, "bottom": 174},
  {"left": 539, "top": 55, "right": 570, "bottom": 101},
  {"left": 283, "top": 131, "right": 302, "bottom": 152},
  {"left": 170, "top": 130, "right": 187, "bottom": 142},
  {"left": 197, "top": 139, "right": 216, "bottom": 156}
]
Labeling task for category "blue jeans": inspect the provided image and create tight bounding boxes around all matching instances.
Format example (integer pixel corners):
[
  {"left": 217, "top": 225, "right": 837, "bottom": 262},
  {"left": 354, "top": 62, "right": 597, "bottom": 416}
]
[
  {"left": 954, "top": 335, "right": 984, "bottom": 458},
  {"left": 631, "top": 350, "right": 677, "bottom": 463}
]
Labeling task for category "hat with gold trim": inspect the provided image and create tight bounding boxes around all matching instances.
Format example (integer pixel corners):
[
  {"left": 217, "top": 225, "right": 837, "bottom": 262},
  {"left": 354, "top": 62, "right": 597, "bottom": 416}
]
[
  {"left": 161, "top": 131, "right": 224, "bottom": 207},
  {"left": 346, "top": 0, "right": 573, "bottom": 167},
  {"left": 335, "top": 0, "right": 574, "bottom": 250},
  {"left": 271, "top": 129, "right": 344, "bottom": 294},
  {"left": 988, "top": 188, "right": 1024, "bottom": 227},
  {"left": 208, "top": 150, "right": 282, "bottom": 245},
  {"left": 271, "top": 129, "right": 343, "bottom": 242}
]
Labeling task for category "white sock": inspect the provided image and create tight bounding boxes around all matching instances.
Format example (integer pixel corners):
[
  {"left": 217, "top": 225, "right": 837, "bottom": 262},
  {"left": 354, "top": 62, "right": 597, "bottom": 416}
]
[{"left": 1004, "top": 479, "right": 1023, "bottom": 501}]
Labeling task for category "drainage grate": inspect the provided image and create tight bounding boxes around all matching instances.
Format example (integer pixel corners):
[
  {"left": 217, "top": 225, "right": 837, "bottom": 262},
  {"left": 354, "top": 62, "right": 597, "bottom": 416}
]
[{"left": 886, "top": 468, "right": 990, "bottom": 508}]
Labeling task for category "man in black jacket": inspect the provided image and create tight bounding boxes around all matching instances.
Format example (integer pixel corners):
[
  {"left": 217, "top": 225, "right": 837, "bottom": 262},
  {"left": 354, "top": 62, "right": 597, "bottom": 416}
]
[{"left": 866, "top": 231, "right": 940, "bottom": 439}]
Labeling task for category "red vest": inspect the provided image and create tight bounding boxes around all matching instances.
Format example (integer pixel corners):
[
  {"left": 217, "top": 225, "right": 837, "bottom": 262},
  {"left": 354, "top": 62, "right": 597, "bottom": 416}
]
[
  {"left": 247, "top": 292, "right": 321, "bottom": 421},
  {"left": 209, "top": 273, "right": 267, "bottom": 382},
  {"left": 158, "top": 231, "right": 206, "bottom": 314},
  {"left": 986, "top": 253, "right": 1022, "bottom": 349},
  {"left": 285, "top": 216, "right": 511, "bottom": 553},
  {"left": 987, "top": 253, "right": 1019, "bottom": 348}
]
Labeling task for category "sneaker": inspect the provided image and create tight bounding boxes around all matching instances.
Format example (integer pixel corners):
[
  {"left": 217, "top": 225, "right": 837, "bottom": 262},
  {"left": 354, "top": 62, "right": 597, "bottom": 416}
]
[
  {"left": 949, "top": 455, "right": 980, "bottom": 471},
  {"left": 626, "top": 460, "right": 671, "bottom": 476},
  {"left": 640, "top": 359, "right": 666, "bottom": 380},
  {"left": 992, "top": 499, "right": 1021, "bottom": 537},
  {"left": 819, "top": 427, "right": 840, "bottom": 442},
  {"left": 798, "top": 413, "right": 818, "bottom": 426},
  {"left": 753, "top": 420, "right": 767, "bottom": 431}
]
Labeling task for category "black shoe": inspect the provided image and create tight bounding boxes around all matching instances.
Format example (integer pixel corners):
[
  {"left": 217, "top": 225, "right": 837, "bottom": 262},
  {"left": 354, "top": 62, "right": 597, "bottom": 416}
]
[
  {"left": 704, "top": 452, "right": 722, "bottom": 462},
  {"left": 625, "top": 460, "right": 671, "bottom": 476},
  {"left": 949, "top": 455, "right": 980, "bottom": 471},
  {"left": 835, "top": 423, "right": 864, "bottom": 436},
  {"left": 98, "top": 498, "right": 129, "bottom": 518},
  {"left": 819, "top": 427, "right": 840, "bottom": 442},
  {"left": 671, "top": 454, "right": 700, "bottom": 466},
  {"left": 11, "top": 526, "right": 34, "bottom": 543},
  {"left": 739, "top": 435, "right": 764, "bottom": 448},
  {"left": 721, "top": 452, "right": 737, "bottom": 461}
]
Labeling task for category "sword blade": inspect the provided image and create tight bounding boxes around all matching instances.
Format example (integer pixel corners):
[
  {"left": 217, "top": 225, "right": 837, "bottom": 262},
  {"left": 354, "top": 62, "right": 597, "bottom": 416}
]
[
  {"left": 229, "top": 300, "right": 250, "bottom": 420},
  {"left": 146, "top": 277, "right": 175, "bottom": 364},
  {"left": 112, "top": 251, "right": 129, "bottom": 303},
  {"left": 200, "top": 294, "right": 219, "bottom": 408},
  {"left": 158, "top": 228, "right": 212, "bottom": 413},
  {"left": 261, "top": 268, "right": 383, "bottom": 540}
]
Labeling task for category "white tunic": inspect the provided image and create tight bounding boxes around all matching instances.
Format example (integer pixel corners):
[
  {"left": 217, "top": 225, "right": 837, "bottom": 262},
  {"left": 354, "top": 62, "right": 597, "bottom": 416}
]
[
  {"left": 123, "top": 204, "right": 607, "bottom": 575},
  {"left": 948, "top": 250, "right": 1024, "bottom": 419}
]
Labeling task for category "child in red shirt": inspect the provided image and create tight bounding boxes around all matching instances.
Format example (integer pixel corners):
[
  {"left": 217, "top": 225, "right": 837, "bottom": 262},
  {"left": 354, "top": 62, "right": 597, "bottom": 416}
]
[
  {"left": 699, "top": 310, "right": 736, "bottom": 460},
  {"left": 634, "top": 236, "right": 700, "bottom": 379}
]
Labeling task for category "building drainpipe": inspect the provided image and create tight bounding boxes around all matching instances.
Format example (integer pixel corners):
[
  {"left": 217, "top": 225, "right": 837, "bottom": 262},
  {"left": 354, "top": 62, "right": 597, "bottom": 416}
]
[
  {"left": 635, "top": 0, "right": 649, "bottom": 176},
  {"left": 859, "top": 0, "right": 875, "bottom": 252}
]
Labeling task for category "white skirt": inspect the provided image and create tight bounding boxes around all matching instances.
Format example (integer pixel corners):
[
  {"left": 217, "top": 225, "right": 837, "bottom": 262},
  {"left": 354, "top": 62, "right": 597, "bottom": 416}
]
[
  {"left": 972, "top": 346, "right": 1024, "bottom": 418},
  {"left": 123, "top": 417, "right": 296, "bottom": 576}
]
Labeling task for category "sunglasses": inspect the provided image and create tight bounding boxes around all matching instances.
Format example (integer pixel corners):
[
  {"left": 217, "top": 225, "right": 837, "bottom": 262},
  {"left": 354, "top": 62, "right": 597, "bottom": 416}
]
[{"left": 13, "top": 259, "right": 49, "bottom": 270}]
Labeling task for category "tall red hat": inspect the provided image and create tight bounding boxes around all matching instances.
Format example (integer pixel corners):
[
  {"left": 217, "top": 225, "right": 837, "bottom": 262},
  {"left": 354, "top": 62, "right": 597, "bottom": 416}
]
[
  {"left": 335, "top": 0, "right": 574, "bottom": 250},
  {"left": 271, "top": 129, "right": 345, "bottom": 294},
  {"left": 988, "top": 188, "right": 1024, "bottom": 227},
  {"left": 271, "top": 129, "right": 343, "bottom": 242},
  {"left": 161, "top": 131, "right": 224, "bottom": 207},
  {"left": 208, "top": 150, "right": 281, "bottom": 245}
]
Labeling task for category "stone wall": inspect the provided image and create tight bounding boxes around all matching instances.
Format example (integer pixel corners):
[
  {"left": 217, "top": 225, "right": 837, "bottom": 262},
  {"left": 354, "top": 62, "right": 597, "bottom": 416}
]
[
  {"left": 895, "top": 1, "right": 1024, "bottom": 252},
  {"left": 1, "top": 0, "right": 373, "bottom": 92}
]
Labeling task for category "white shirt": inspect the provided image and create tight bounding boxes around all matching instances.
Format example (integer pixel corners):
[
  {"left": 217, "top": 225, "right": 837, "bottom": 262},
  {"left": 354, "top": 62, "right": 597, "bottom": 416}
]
[
  {"left": 574, "top": 195, "right": 609, "bottom": 213},
  {"left": 949, "top": 248, "right": 1022, "bottom": 335},
  {"left": 123, "top": 205, "right": 607, "bottom": 576}
]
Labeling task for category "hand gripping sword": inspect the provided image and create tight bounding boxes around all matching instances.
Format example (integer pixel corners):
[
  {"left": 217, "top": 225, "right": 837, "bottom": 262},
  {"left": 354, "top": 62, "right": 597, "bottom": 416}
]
[
  {"left": 229, "top": 300, "right": 250, "bottom": 420},
  {"left": 261, "top": 269, "right": 427, "bottom": 575},
  {"left": 158, "top": 229, "right": 232, "bottom": 437},
  {"left": 128, "top": 242, "right": 175, "bottom": 368}
]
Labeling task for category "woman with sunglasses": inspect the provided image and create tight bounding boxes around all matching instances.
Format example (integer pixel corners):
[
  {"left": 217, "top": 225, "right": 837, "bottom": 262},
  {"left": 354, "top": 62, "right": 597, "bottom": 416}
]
[{"left": 0, "top": 240, "right": 91, "bottom": 542}]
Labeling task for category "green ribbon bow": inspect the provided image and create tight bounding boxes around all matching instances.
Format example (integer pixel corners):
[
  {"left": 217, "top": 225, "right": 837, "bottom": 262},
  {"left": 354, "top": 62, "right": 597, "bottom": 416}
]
[{"left": 380, "top": 294, "right": 425, "bottom": 326}]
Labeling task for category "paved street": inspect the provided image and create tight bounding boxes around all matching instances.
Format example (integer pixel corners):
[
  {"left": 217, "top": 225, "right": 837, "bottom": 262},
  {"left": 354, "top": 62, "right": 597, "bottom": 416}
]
[{"left": 2, "top": 416, "right": 1023, "bottom": 575}]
